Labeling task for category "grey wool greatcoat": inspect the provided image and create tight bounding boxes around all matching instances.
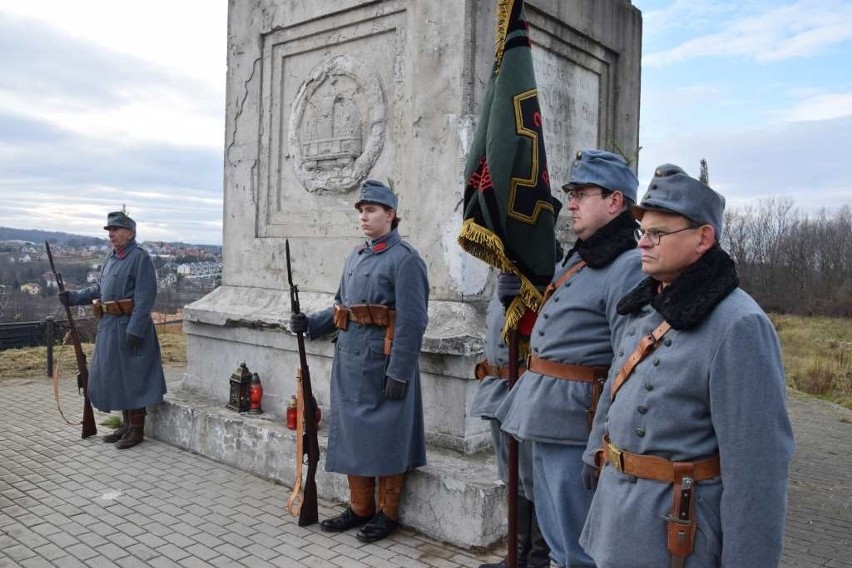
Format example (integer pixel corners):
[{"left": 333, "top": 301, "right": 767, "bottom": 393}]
[
  {"left": 305, "top": 229, "right": 429, "bottom": 477},
  {"left": 495, "top": 248, "right": 644, "bottom": 445},
  {"left": 469, "top": 291, "right": 535, "bottom": 496},
  {"left": 581, "top": 247, "right": 795, "bottom": 567},
  {"left": 67, "top": 240, "right": 166, "bottom": 412}
]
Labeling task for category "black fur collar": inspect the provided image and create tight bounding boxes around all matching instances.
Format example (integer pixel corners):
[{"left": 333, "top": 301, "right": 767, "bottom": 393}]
[
  {"left": 616, "top": 245, "right": 739, "bottom": 330},
  {"left": 564, "top": 211, "right": 637, "bottom": 269}
]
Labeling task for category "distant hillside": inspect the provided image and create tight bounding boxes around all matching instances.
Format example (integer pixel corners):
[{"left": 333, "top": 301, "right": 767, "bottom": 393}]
[
  {"left": 0, "top": 227, "right": 106, "bottom": 246},
  {"left": 0, "top": 227, "right": 221, "bottom": 252}
]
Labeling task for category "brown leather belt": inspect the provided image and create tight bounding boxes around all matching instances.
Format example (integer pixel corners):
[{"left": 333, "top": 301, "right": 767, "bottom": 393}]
[
  {"left": 333, "top": 303, "right": 396, "bottom": 355},
  {"left": 601, "top": 436, "right": 721, "bottom": 483},
  {"left": 92, "top": 298, "right": 133, "bottom": 320},
  {"left": 474, "top": 359, "right": 527, "bottom": 381},
  {"left": 527, "top": 355, "right": 608, "bottom": 383}
]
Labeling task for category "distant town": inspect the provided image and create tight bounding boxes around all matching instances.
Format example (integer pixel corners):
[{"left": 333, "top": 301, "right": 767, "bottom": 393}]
[{"left": 0, "top": 227, "right": 222, "bottom": 323}]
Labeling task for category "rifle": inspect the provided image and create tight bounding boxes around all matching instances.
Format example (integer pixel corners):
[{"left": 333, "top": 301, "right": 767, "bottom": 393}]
[
  {"left": 46, "top": 241, "right": 97, "bottom": 439},
  {"left": 284, "top": 239, "right": 319, "bottom": 526}
]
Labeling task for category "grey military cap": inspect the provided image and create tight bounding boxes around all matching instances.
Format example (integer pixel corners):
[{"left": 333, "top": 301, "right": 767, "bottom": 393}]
[
  {"left": 104, "top": 211, "right": 137, "bottom": 232},
  {"left": 354, "top": 180, "right": 398, "bottom": 210},
  {"left": 562, "top": 149, "right": 639, "bottom": 203},
  {"left": 632, "top": 164, "right": 725, "bottom": 238}
]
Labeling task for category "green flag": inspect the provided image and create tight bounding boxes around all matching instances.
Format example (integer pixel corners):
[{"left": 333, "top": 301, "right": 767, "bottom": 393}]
[{"left": 458, "top": 0, "right": 557, "bottom": 336}]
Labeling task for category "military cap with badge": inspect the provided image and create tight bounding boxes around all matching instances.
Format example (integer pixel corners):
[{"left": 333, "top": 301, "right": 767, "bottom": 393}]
[
  {"left": 631, "top": 164, "right": 725, "bottom": 238},
  {"left": 104, "top": 211, "right": 137, "bottom": 232},
  {"left": 562, "top": 149, "right": 639, "bottom": 203},
  {"left": 354, "top": 180, "right": 398, "bottom": 210}
]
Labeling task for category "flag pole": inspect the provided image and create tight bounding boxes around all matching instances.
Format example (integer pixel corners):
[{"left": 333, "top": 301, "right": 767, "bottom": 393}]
[{"left": 506, "top": 327, "right": 520, "bottom": 568}]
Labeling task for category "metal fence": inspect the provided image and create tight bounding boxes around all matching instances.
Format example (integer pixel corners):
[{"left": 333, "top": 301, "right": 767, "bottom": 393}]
[{"left": 0, "top": 317, "right": 99, "bottom": 376}]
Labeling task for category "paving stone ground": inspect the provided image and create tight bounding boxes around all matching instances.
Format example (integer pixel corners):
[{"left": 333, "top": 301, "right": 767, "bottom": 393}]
[{"left": 1, "top": 371, "right": 850, "bottom": 567}]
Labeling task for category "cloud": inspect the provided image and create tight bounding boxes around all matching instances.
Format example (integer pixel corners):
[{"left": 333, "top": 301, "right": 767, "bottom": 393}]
[
  {"left": 643, "top": 0, "right": 852, "bottom": 67},
  {"left": 0, "top": 13, "right": 223, "bottom": 148},
  {"left": 0, "top": 10, "right": 225, "bottom": 244},
  {"left": 638, "top": 115, "right": 852, "bottom": 212},
  {"left": 784, "top": 92, "right": 852, "bottom": 121}
]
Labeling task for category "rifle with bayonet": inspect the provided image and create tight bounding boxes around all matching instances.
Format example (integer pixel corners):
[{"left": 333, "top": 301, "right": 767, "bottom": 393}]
[
  {"left": 46, "top": 241, "right": 97, "bottom": 439},
  {"left": 284, "top": 239, "right": 320, "bottom": 526}
]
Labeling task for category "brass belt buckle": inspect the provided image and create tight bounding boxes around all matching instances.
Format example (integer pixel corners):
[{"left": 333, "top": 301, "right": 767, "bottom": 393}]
[{"left": 607, "top": 442, "right": 624, "bottom": 472}]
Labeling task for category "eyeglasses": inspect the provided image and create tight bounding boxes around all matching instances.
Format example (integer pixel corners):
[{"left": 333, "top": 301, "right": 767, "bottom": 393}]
[
  {"left": 564, "top": 189, "right": 604, "bottom": 202},
  {"left": 634, "top": 225, "right": 698, "bottom": 245}
]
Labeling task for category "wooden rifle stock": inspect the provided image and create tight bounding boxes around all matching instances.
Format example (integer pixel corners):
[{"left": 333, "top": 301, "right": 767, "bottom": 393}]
[
  {"left": 286, "top": 240, "right": 320, "bottom": 526},
  {"left": 46, "top": 241, "right": 97, "bottom": 438}
]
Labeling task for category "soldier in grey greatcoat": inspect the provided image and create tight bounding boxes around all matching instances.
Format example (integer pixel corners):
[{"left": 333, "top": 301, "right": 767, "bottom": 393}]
[
  {"left": 580, "top": 165, "right": 795, "bottom": 567},
  {"left": 289, "top": 180, "right": 429, "bottom": 544},
  {"left": 58, "top": 211, "right": 166, "bottom": 449},
  {"left": 470, "top": 291, "right": 550, "bottom": 568},
  {"left": 495, "top": 150, "right": 645, "bottom": 567}
]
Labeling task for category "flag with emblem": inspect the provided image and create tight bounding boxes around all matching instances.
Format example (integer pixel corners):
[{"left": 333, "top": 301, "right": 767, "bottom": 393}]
[{"left": 457, "top": 0, "right": 557, "bottom": 337}]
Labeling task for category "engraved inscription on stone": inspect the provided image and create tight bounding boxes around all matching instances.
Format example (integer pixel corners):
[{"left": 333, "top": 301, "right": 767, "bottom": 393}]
[{"left": 288, "top": 55, "right": 387, "bottom": 194}]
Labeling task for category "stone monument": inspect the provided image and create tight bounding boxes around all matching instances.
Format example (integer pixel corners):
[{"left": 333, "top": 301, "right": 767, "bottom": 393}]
[{"left": 150, "top": 0, "right": 641, "bottom": 547}]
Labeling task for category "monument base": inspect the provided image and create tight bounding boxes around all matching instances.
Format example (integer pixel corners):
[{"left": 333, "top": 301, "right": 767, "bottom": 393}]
[{"left": 148, "top": 383, "right": 507, "bottom": 548}]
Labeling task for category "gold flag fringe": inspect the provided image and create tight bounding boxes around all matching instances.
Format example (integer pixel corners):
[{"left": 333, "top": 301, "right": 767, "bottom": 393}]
[
  {"left": 494, "top": 0, "right": 514, "bottom": 74},
  {"left": 458, "top": 218, "right": 542, "bottom": 357}
]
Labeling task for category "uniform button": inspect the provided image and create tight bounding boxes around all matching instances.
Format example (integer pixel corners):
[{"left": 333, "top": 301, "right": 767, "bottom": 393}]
[
  {"left": 664, "top": 338, "right": 672, "bottom": 346},
  {"left": 605, "top": 414, "right": 609, "bottom": 422},
  {"left": 538, "top": 330, "right": 544, "bottom": 336},
  {"left": 498, "top": 343, "right": 505, "bottom": 348},
  {"left": 543, "top": 313, "right": 549, "bottom": 319},
  {"left": 644, "top": 383, "right": 653, "bottom": 391},
  {"left": 635, "top": 427, "right": 646, "bottom": 437},
  {"left": 534, "top": 347, "right": 539, "bottom": 353},
  {"left": 637, "top": 405, "right": 647, "bottom": 414},
  {"left": 618, "top": 350, "right": 624, "bottom": 357},
  {"left": 629, "top": 329, "right": 636, "bottom": 336},
  {"left": 553, "top": 297, "right": 560, "bottom": 302},
  {"left": 652, "top": 358, "right": 660, "bottom": 366},
  {"left": 564, "top": 281, "right": 571, "bottom": 287}
]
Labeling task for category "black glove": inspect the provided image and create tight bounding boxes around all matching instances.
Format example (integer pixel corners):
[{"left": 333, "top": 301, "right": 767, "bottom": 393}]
[
  {"left": 383, "top": 377, "right": 406, "bottom": 400},
  {"left": 126, "top": 333, "right": 143, "bottom": 351},
  {"left": 289, "top": 313, "right": 309, "bottom": 334},
  {"left": 581, "top": 463, "right": 600, "bottom": 490},
  {"left": 496, "top": 272, "right": 521, "bottom": 308},
  {"left": 57, "top": 290, "right": 71, "bottom": 307}
]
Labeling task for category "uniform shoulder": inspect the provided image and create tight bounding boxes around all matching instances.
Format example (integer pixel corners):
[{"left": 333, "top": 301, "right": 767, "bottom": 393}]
[{"left": 396, "top": 239, "right": 423, "bottom": 257}]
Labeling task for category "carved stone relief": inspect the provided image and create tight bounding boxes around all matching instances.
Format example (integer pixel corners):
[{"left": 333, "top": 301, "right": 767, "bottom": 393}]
[{"left": 288, "top": 55, "right": 387, "bottom": 194}]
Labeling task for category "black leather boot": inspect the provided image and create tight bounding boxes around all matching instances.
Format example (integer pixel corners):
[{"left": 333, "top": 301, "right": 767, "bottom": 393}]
[
  {"left": 115, "top": 408, "right": 145, "bottom": 449},
  {"left": 526, "top": 501, "right": 551, "bottom": 568},
  {"left": 479, "top": 494, "right": 537, "bottom": 568},
  {"left": 320, "top": 507, "right": 372, "bottom": 532},
  {"left": 355, "top": 511, "right": 398, "bottom": 543},
  {"left": 103, "top": 410, "right": 129, "bottom": 443}
]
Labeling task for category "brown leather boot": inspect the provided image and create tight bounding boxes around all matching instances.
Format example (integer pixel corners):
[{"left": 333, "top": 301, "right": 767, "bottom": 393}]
[
  {"left": 115, "top": 408, "right": 145, "bottom": 449},
  {"left": 321, "top": 476, "right": 375, "bottom": 532},
  {"left": 356, "top": 474, "right": 403, "bottom": 543},
  {"left": 103, "top": 410, "right": 129, "bottom": 443}
]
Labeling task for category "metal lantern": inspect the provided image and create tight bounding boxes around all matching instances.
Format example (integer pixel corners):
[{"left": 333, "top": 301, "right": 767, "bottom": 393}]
[{"left": 226, "top": 362, "right": 253, "bottom": 412}]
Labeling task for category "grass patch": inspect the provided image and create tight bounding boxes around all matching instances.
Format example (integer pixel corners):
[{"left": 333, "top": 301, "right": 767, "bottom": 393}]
[
  {"left": 771, "top": 314, "right": 852, "bottom": 409},
  {"left": 0, "top": 327, "right": 186, "bottom": 380}
]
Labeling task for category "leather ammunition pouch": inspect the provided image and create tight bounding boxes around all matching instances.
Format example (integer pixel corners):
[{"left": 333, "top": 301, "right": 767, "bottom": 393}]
[
  {"left": 92, "top": 298, "right": 134, "bottom": 320},
  {"left": 600, "top": 436, "right": 720, "bottom": 563},
  {"left": 474, "top": 359, "right": 528, "bottom": 381},
  {"left": 527, "top": 355, "right": 608, "bottom": 430},
  {"left": 333, "top": 303, "right": 396, "bottom": 355}
]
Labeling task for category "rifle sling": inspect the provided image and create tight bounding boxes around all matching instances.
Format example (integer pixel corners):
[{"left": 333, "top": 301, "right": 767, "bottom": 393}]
[{"left": 286, "top": 368, "right": 306, "bottom": 517}]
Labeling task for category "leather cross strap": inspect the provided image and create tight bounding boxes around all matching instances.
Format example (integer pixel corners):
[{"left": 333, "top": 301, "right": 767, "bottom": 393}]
[
  {"left": 474, "top": 359, "right": 528, "bottom": 381},
  {"left": 602, "top": 436, "right": 721, "bottom": 483},
  {"left": 541, "top": 260, "right": 587, "bottom": 305},
  {"left": 610, "top": 320, "right": 672, "bottom": 400}
]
